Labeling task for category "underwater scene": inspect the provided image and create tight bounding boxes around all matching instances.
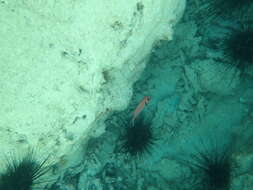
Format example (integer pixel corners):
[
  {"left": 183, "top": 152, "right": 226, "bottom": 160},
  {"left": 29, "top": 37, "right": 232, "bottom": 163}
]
[{"left": 0, "top": 0, "right": 253, "bottom": 189}]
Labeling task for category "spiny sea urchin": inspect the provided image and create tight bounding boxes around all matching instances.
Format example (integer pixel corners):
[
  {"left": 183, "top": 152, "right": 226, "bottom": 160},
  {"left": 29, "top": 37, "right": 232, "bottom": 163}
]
[
  {"left": 121, "top": 116, "right": 156, "bottom": 159},
  {"left": 222, "top": 23, "right": 253, "bottom": 76},
  {"left": 179, "top": 138, "right": 235, "bottom": 190},
  {"left": 201, "top": 0, "right": 253, "bottom": 21},
  {"left": 0, "top": 149, "right": 51, "bottom": 190}
]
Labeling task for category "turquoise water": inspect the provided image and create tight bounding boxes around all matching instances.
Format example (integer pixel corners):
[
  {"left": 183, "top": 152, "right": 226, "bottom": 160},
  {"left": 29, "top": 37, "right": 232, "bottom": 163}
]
[
  {"left": 79, "top": 1, "right": 253, "bottom": 189},
  {"left": 0, "top": 0, "right": 253, "bottom": 190},
  {"left": 73, "top": 1, "right": 253, "bottom": 189}
]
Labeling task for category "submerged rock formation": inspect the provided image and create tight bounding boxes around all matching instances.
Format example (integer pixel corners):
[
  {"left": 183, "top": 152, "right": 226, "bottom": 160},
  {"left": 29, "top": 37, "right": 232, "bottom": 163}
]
[{"left": 0, "top": 0, "right": 185, "bottom": 172}]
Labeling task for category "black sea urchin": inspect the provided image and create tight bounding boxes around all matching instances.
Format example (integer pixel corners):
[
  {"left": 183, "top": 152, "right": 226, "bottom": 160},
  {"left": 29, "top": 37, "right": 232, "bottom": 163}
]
[
  {"left": 222, "top": 24, "right": 253, "bottom": 76},
  {"left": 121, "top": 117, "right": 156, "bottom": 159},
  {"left": 0, "top": 150, "right": 51, "bottom": 190},
  {"left": 181, "top": 139, "right": 235, "bottom": 190},
  {"left": 202, "top": 0, "right": 253, "bottom": 20}
]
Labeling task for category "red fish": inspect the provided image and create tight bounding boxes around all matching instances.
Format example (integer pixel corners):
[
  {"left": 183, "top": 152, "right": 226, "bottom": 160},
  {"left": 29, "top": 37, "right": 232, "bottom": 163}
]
[{"left": 131, "top": 96, "right": 150, "bottom": 126}]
